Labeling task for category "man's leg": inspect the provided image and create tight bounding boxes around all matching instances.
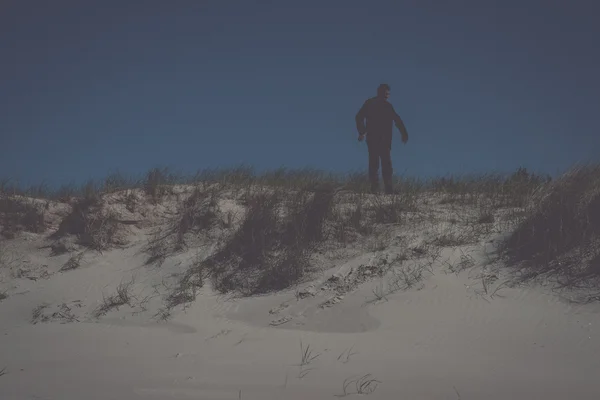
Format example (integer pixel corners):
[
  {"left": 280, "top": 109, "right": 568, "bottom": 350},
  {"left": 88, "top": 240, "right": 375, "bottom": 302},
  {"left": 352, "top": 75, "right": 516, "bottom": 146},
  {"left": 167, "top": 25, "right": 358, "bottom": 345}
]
[
  {"left": 367, "top": 142, "right": 380, "bottom": 193},
  {"left": 381, "top": 145, "right": 394, "bottom": 194}
]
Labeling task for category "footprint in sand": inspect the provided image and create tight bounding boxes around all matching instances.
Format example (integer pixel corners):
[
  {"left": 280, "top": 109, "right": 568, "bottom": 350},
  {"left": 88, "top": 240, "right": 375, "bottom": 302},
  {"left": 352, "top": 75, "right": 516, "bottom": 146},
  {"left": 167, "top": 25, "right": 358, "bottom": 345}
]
[
  {"left": 206, "top": 329, "right": 232, "bottom": 340},
  {"left": 320, "top": 295, "right": 344, "bottom": 308},
  {"left": 270, "top": 315, "right": 292, "bottom": 326},
  {"left": 269, "top": 303, "right": 289, "bottom": 315}
]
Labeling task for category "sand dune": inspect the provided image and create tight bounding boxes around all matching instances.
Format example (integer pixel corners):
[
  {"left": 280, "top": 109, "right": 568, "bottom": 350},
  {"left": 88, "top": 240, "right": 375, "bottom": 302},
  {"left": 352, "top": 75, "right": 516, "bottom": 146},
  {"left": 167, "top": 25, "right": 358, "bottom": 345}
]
[{"left": 1, "top": 175, "right": 600, "bottom": 399}]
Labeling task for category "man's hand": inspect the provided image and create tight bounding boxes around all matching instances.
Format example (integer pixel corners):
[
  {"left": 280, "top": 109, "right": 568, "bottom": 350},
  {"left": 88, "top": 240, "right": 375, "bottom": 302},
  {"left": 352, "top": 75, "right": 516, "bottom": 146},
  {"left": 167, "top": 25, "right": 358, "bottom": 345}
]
[
  {"left": 401, "top": 131, "right": 408, "bottom": 144},
  {"left": 358, "top": 133, "right": 365, "bottom": 142}
]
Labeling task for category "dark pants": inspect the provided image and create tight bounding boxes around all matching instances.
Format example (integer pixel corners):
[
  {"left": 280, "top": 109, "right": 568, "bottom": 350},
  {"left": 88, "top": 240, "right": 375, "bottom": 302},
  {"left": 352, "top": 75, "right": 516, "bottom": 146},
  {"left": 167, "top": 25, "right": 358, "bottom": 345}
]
[{"left": 367, "top": 141, "right": 393, "bottom": 193}]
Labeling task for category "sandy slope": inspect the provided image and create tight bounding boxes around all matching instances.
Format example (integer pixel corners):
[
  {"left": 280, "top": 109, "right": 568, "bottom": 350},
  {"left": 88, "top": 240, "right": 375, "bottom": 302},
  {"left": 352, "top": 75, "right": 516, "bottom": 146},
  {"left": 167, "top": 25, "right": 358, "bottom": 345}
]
[{"left": 1, "top": 208, "right": 600, "bottom": 399}]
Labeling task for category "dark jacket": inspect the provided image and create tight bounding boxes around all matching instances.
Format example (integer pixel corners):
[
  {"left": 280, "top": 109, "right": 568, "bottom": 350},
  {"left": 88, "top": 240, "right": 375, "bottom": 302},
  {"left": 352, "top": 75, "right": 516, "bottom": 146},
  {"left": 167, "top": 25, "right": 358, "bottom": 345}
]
[{"left": 355, "top": 97, "right": 406, "bottom": 147}]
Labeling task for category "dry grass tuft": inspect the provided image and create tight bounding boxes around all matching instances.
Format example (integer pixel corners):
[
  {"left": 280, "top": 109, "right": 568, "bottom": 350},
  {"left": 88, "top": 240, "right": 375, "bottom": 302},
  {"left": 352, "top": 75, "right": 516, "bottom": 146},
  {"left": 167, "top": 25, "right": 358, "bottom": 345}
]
[
  {"left": 93, "top": 278, "right": 136, "bottom": 318},
  {"left": 163, "top": 255, "right": 206, "bottom": 311},
  {"left": 0, "top": 196, "right": 46, "bottom": 238},
  {"left": 144, "top": 186, "right": 223, "bottom": 265},
  {"left": 144, "top": 167, "right": 179, "bottom": 203},
  {"left": 53, "top": 193, "right": 120, "bottom": 251}
]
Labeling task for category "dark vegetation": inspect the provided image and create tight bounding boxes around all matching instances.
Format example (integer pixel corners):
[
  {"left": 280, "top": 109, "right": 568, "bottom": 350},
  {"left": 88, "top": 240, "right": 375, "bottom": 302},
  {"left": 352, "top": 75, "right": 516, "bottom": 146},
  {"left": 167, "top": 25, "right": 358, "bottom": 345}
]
[{"left": 4, "top": 164, "right": 600, "bottom": 305}]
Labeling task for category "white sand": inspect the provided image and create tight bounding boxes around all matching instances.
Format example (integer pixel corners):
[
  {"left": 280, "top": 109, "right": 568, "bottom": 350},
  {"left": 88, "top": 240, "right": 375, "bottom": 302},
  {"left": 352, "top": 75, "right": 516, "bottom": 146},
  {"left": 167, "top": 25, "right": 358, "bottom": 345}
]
[{"left": 1, "top": 195, "right": 600, "bottom": 399}]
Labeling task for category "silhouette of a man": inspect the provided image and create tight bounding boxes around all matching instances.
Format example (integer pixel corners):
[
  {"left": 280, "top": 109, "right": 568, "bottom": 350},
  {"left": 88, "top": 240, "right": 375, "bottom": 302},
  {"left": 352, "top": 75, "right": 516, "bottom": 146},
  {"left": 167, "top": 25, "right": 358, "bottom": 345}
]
[{"left": 355, "top": 84, "right": 409, "bottom": 194}]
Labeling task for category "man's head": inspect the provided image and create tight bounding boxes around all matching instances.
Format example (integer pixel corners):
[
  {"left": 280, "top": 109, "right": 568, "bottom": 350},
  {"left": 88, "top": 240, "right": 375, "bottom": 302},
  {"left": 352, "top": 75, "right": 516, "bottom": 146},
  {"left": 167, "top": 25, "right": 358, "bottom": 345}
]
[{"left": 377, "top": 83, "right": 391, "bottom": 100}]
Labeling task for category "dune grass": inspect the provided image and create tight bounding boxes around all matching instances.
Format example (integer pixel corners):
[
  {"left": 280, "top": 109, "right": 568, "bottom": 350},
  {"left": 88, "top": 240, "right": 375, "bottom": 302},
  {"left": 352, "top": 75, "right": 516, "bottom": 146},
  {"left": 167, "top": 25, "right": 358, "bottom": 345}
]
[
  {"left": 0, "top": 196, "right": 46, "bottom": 239},
  {"left": 5, "top": 163, "right": 600, "bottom": 306},
  {"left": 498, "top": 164, "right": 600, "bottom": 298}
]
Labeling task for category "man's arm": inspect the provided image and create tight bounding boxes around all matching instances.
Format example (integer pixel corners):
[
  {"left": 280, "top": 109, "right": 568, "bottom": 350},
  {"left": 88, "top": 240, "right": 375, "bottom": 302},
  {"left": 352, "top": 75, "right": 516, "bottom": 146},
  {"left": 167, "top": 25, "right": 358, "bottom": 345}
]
[
  {"left": 391, "top": 105, "right": 409, "bottom": 142},
  {"left": 355, "top": 101, "right": 368, "bottom": 136}
]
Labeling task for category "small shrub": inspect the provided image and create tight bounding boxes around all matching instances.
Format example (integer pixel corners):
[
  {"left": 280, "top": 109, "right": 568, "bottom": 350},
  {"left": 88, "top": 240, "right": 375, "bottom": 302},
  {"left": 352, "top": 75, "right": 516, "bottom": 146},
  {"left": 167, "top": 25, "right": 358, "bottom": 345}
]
[
  {"left": 500, "top": 164, "right": 600, "bottom": 291},
  {"left": 144, "top": 167, "right": 178, "bottom": 203},
  {"left": 54, "top": 196, "right": 119, "bottom": 251},
  {"left": 78, "top": 210, "right": 119, "bottom": 251},
  {"left": 0, "top": 196, "right": 46, "bottom": 238}
]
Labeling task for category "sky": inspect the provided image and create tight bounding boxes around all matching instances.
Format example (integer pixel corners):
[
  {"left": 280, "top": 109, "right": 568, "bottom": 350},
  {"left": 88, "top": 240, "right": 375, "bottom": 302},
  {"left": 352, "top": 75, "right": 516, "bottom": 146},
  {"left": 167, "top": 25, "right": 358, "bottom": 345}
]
[{"left": 1, "top": 0, "right": 599, "bottom": 188}]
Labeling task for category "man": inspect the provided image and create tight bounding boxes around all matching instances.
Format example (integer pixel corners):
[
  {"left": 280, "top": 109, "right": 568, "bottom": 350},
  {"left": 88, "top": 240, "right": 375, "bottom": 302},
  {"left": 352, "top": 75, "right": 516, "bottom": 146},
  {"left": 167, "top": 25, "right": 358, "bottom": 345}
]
[{"left": 355, "top": 83, "right": 409, "bottom": 194}]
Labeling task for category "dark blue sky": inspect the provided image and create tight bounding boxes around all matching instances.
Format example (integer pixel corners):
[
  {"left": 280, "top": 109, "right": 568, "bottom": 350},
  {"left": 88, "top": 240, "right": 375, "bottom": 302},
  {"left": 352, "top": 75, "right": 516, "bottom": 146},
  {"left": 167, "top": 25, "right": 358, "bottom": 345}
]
[{"left": 2, "top": 0, "right": 599, "bottom": 187}]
